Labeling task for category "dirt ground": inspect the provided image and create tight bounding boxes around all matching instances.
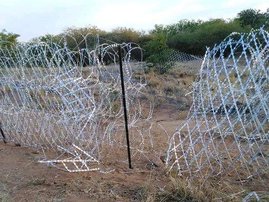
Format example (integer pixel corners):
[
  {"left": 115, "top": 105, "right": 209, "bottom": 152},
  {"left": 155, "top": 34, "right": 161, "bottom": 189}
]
[{"left": 0, "top": 141, "right": 169, "bottom": 202}]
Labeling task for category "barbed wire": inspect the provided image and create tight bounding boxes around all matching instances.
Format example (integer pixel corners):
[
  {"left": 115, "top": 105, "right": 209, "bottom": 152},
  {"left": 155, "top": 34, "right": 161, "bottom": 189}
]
[
  {"left": 0, "top": 35, "right": 153, "bottom": 172},
  {"left": 166, "top": 27, "right": 269, "bottom": 182},
  {"left": 0, "top": 27, "right": 268, "bottom": 191}
]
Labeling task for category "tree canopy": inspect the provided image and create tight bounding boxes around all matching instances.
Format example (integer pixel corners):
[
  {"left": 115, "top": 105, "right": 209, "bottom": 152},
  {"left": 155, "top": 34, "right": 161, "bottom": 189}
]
[
  {"left": 0, "top": 29, "right": 20, "bottom": 48},
  {"left": 1, "top": 8, "right": 268, "bottom": 67},
  {"left": 236, "top": 8, "right": 269, "bottom": 28}
]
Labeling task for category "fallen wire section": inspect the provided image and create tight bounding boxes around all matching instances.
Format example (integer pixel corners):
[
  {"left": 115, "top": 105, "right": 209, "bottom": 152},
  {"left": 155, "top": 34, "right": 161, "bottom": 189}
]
[{"left": 166, "top": 27, "right": 269, "bottom": 182}]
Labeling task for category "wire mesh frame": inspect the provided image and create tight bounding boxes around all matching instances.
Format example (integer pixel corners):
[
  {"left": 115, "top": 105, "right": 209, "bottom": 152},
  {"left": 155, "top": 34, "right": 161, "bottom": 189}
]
[{"left": 166, "top": 27, "right": 269, "bottom": 181}]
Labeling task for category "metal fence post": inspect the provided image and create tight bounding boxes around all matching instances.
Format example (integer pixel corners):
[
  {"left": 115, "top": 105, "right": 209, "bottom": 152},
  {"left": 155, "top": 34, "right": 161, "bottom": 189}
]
[{"left": 118, "top": 45, "right": 132, "bottom": 169}]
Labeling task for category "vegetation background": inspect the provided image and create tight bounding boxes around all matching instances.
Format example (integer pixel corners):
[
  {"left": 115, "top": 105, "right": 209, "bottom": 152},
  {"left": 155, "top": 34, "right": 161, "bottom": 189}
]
[{"left": 1, "top": 8, "right": 268, "bottom": 69}]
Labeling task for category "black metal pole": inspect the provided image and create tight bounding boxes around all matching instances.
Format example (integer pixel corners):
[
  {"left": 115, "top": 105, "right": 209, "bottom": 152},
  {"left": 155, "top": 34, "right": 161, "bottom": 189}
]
[
  {"left": 118, "top": 45, "right": 132, "bottom": 169},
  {"left": 0, "top": 123, "right": 6, "bottom": 144}
]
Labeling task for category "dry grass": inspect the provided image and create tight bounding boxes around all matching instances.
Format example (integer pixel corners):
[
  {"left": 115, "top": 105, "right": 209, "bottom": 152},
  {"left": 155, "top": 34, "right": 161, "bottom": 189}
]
[
  {"left": 143, "top": 69, "right": 194, "bottom": 110},
  {"left": 137, "top": 174, "right": 241, "bottom": 201}
]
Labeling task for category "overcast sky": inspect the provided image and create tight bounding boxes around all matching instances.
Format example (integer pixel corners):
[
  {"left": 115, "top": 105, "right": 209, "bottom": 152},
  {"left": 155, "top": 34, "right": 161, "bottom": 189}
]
[{"left": 0, "top": 0, "right": 268, "bottom": 42}]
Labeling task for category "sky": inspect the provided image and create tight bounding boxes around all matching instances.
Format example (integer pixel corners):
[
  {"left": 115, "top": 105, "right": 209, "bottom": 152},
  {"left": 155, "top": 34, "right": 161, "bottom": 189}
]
[{"left": 0, "top": 0, "right": 268, "bottom": 42}]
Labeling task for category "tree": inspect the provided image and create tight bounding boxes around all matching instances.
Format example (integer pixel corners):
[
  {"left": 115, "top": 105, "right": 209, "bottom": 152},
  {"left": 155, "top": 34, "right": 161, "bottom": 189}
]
[
  {"left": 237, "top": 9, "right": 269, "bottom": 28},
  {"left": 0, "top": 29, "right": 20, "bottom": 48},
  {"left": 143, "top": 30, "right": 175, "bottom": 74},
  {"left": 58, "top": 26, "right": 107, "bottom": 50},
  {"left": 103, "top": 27, "right": 144, "bottom": 44},
  {"left": 166, "top": 19, "right": 245, "bottom": 55}
]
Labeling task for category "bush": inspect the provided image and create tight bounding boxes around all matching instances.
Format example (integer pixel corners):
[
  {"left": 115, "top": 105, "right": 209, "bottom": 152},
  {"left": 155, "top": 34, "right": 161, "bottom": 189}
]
[
  {"left": 0, "top": 30, "right": 19, "bottom": 48},
  {"left": 167, "top": 19, "right": 247, "bottom": 55}
]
